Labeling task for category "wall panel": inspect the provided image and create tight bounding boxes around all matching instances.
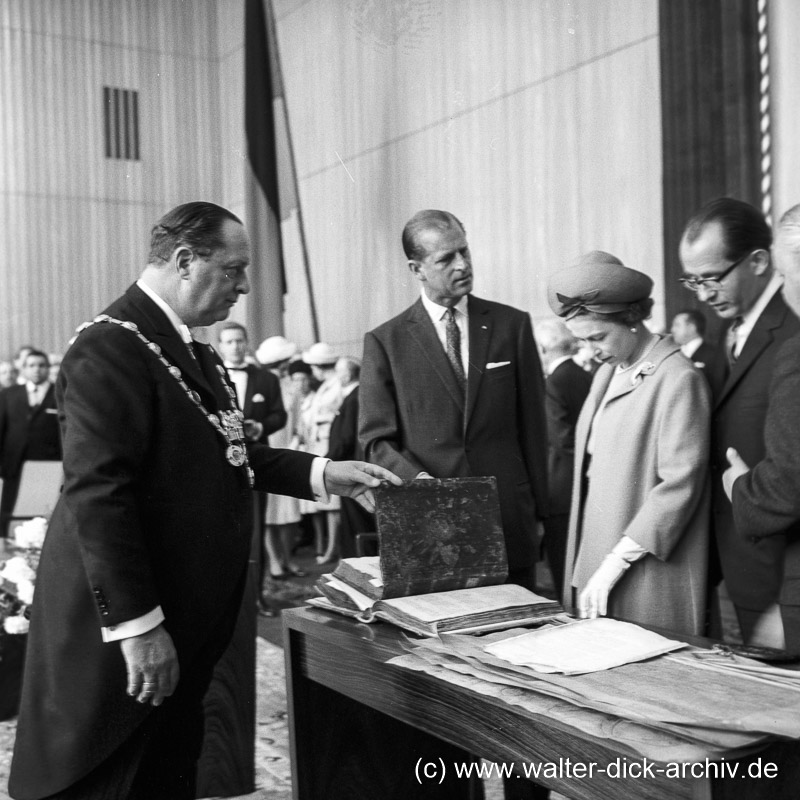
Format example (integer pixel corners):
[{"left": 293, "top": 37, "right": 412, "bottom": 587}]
[
  {"left": 271, "top": 0, "right": 664, "bottom": 350},
  {"left": 0, "top": 0, "right": 226, "bottom": 356}
]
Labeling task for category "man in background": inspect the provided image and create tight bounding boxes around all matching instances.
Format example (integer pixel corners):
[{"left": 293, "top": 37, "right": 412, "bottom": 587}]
[
  {"left": 217, "top": 321, "right": 286, "bottom": 444},
  {"left": 217, "top": 320, "right": 288, "bottom": 610},
  {"left": 328, "top": 356, "right": 375, "bottom": 557},
  {"left": 670, "top": 308, "right": 716, "bottom": 377},
  {"left": 679, "top": 197, "right": 800, "bottom": 647},
  {"left": 0, "top": 349, "right": 61, "bottom": 536},
  {"left": 534, "top": 318, "right": 591, "bottom": 598},
  {"left": 723, "top": 202, "right": 800, "bottom": 650}
]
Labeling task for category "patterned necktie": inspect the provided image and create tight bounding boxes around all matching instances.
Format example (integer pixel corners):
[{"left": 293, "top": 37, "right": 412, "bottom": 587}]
[
  {"left": 726, "top": 317, "right": 743, "bottom": 366},
  {"left": 445, "top": 308, "right": 467, "bottom": 393}
]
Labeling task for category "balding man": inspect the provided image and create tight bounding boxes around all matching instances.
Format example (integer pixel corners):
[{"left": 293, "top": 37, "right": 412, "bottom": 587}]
[
  {"left": 723, "top": 203, "right": 800, "bottom": 650},
  {"left": 679, "top": 197, "right": 800, "bottom": 647},
  {"left": 10, "top": 202, "right": 400, "bottom": 800}
]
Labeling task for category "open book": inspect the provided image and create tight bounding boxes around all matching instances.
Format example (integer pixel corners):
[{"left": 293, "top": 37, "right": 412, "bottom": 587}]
[
  {"left": 309, "top": 579, "right": 563, "bottom": 638},
  {"left": 308, "top": 478, "right": 563, "bottom": 636}
]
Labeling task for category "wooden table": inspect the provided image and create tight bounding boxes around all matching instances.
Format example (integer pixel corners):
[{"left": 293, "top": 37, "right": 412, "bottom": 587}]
[{"left": 283, "top": 607, "right": 800, "bottom": 800}]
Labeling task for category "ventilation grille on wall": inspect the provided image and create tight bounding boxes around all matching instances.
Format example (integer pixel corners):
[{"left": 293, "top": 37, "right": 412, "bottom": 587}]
[{"left": 103, "top": 87, "right": 140, "bottom": 160}]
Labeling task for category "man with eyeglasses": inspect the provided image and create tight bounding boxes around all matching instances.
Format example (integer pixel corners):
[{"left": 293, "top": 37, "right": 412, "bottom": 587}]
[
  {"left": 678, "top": 197, "right": 800, "bottom": 650},
  {"left": 10, "top": 201, "right": 402, "bottom": 800},
  {"left": 722, "top": 203, "right": 800, "bottom": 651}
]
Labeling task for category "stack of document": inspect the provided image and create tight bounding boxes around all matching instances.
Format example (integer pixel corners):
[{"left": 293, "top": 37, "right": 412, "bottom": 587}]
[
  {"left": 484, "top": 618, "right": 686, "bottom": 674},
  {"left": 389, "top": 620, "right": 800, "bottom": 761}
]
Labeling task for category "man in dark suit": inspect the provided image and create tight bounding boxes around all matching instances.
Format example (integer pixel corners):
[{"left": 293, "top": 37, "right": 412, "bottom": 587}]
[
  {"left": 218, "top": 320, "right": 290, "bottom": 601},
  {"left": 670, "top": 308, "right": 717, "bottom": 377},
  {"left": 679, "top": 197, "right": 800, "bottom": 647},
  {"left": 534, "top": 319, "right": 591, "bottom": 598},
  {"left": 359, "top": 209, "right": 549, "bottom": 589},
  {"left": 723, "top": 202, "right": 800, "bottom": 650},
  {"left": 359, "top": 211, "right": 549, "bottom": 799},
  {"left": 0, "top": 349, "right": 62, "bottom": 536},
  {"left": 217, "top": 321, "right": 286, "bottom": 444},
  {"left": 328, "top": 356, "right": 375, "bottom": 557},
  {"left": 9, "top": 202, "right": 399, "bottom": 800}
]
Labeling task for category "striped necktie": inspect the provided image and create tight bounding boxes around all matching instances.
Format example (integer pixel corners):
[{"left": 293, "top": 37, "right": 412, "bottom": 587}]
[{"left": 445, "top": 308, "right": 467, "bottom": 393}]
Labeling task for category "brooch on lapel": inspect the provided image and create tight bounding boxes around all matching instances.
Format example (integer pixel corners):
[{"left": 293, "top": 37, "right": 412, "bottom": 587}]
[{"left": 630, "top": 362, "right": 656, "bottom": 386}]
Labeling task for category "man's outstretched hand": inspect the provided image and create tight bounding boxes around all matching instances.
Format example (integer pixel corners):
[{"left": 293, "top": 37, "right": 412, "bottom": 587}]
[{"left": 323, "top": 461, "right": 402, "bottom": 512}]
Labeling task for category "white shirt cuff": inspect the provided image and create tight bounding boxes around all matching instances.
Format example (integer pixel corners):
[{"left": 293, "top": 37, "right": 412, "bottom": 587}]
[
  {"left": 101, "top": 605, "right": 165, "bottom": 642},
  {"left": 312, "top": 457, "right": 331, "bottom": 504}
]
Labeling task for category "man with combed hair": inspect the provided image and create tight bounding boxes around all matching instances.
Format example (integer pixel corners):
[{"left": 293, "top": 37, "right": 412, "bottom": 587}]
[
  {"left": 360, "top": 209, "right": 549, "bottom": 590},
  {"left": 360, "top": 209, "right": 550, "bottom": 800},
  {"left": 723, "top": 203, "right": 800, "bottom": 650},
  {"left": 9, "top": 201, "right": 400, "bottom": 800},
  {"left": 679, "top": 197, "right": 800, "bottom": 646},
  {"left": 534, "top": 318, "right": 591, "bottom": 598}
]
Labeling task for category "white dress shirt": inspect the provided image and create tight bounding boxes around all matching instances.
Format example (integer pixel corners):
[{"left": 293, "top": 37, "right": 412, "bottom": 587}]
[
  {"left": 420, "top": 291, "right": 469, "bottom": 378},
  {"left": 26, "top": 380, "right": 51, "bottom": 406}
]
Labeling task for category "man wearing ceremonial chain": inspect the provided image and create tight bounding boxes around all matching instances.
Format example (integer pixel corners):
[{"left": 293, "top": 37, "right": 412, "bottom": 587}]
[{"left": 9, "top": 202, "right": 400, "bottom": 800}]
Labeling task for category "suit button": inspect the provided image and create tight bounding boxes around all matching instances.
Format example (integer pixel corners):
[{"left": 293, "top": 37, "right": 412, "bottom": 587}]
[{"left": 101, "top": 610, "right": 109, "bottom": 617}]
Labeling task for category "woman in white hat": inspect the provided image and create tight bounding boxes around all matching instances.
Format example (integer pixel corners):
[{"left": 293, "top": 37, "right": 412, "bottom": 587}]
[
  {"left": 549, "top": 251, "right": 711, "bottom": 636},
  {"left": 255, "top": 337, "right": 307, "bottom": 586},
  {"left": 299, "top": 342, "right": 344, "bottom": 564}
]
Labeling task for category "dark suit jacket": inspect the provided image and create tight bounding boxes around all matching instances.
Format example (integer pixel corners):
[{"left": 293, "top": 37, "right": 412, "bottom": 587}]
[
  {"left": 544, "top": 359, "right": 591, "bottom": 516},
  {"left": 328, "top": 386, "right": 361, "bottom": 461},
  {"left": 0, "top": 383, "right": 61, "bottom": 478},
  {"left": 359, "top": 295, "right": 548, "bottom": 569},
  {"left": 732, "top": 333, "right": 800, "bottom": 606},
  {"left": 10, "top": 284, "right": 314, "bottom": 800},
  {"left": 708, "top": 290, "right": 800, "bottom": 610},
  {"left": 239, "top": 363, "right": 286, "bottom": 442}
]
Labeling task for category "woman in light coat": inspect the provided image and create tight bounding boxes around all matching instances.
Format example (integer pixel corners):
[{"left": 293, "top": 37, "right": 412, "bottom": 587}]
[{"left": 549, "top": 251, "right": 711, "bottom": 636}]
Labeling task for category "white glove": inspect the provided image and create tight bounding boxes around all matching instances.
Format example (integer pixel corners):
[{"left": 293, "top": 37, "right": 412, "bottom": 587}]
[{"left": 578, "top": 552, "right": 631, "bottom": 619}]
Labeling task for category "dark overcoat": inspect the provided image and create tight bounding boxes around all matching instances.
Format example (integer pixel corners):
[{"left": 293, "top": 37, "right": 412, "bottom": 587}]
[{"left": 10, "top": 285, "right": 314, "bottom": 800}]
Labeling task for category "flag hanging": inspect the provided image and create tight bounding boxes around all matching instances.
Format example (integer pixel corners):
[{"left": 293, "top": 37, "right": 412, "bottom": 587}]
[{"left": 244, "top": 0, "right": 318, "bottom": 343}]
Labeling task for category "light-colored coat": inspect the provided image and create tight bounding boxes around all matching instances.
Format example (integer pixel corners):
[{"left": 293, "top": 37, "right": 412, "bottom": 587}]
[{"left": 563, "top": 337, "right": 711, "bottom": 636}]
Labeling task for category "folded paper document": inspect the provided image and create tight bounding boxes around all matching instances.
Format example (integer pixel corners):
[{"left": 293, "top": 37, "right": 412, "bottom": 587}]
[{"left": 483, "top": 618, "right": 686, "bottom": 674}]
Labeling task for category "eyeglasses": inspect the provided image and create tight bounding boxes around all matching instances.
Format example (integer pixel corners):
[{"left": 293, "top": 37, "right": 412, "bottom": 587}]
[{"left": 679, "top": 251, "right": 753, "bottom": 293}]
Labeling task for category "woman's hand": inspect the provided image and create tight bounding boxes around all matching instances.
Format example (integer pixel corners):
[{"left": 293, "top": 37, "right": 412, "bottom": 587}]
[{"left": 577, "top": 552, "right": 631, "bottom": 619}]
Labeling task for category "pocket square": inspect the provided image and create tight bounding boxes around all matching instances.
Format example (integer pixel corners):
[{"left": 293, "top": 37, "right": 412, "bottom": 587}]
[
  {"left": 45, "top": 408, "right": 59, "bottom": 414},
  {"left": 251, "top": 393, "right": 266, "bottom": 403},
  {"left": 486, "top": 361, "right": 511, "bottom": 369}
]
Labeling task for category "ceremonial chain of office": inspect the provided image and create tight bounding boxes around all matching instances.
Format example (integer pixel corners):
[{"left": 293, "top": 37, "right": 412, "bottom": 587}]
[{"left": 71, "top": 315, "right": 255, "bottom": 486}]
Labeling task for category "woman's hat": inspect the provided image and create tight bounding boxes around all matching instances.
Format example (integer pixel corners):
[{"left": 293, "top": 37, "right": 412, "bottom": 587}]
[
  {"left": 256, "top": 336, "right": 298, "bottom": 366},
  {"left": 547, "top": 251, "right": 653, "bottom": 319},
  {"left": 302, "top": 342, "right": 339, "bottom": 366}
]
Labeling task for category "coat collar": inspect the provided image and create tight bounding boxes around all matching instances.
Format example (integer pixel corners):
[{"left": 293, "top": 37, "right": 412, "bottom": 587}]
[
  {"left": 406, "top": 297, "right": 465, "bottom": 413},
  {"left": 123, "top": 284, "right": 218, "bottom": 404},
  {"left": 584, "top": 335, "right": 679, "bottom": 413},
  {"left": 715, "top": 291, "right": 792, "bottom": 409}
]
